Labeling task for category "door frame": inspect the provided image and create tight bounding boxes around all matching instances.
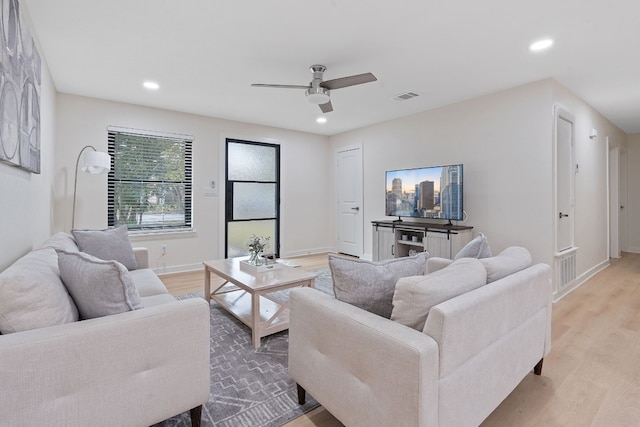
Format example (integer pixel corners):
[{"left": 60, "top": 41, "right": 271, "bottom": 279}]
[
  {"left": 335, "top": 143, "right": 364, "bottom": 258},
  {"left": 219, "top": 134, "right": 282, "bottom": 259},
  {"left": 553, "top": 105, "right": 576, "bottom": 254},
  {"left": 608, "top": 140, "right": 621, "bottom": 258}
]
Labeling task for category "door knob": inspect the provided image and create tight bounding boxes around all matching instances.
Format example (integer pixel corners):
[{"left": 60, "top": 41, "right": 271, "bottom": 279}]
[
  {"left": 351, "top": 207, "right": 360, "bottom": 211},
  {"left": 559, "top": 212, "right": 569, "bottom": 218}
]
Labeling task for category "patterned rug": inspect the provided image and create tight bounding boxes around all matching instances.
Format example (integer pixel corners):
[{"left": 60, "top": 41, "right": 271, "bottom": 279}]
[{"left": 156, "top": 269, "right": 334, "bottom": 427}]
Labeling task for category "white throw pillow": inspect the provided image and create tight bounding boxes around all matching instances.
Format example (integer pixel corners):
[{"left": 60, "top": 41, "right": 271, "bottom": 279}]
[
  {"left": 454, "top": 233, "right": 492, "bottom": 260},
  {"left": 391, "top": 257, "right": 487, "bottom": 331},
  {"left": 72, "top": 226, "right": 138, "bottom": 270},
  {"left": 329, "top": 252, "right": 428, "bottom": 318},
  {"left": 479, "top": 246, "right": 532, "bottom": 283},
  {"left": 57, "top": 250, "right": 143, "bottom": 320}
]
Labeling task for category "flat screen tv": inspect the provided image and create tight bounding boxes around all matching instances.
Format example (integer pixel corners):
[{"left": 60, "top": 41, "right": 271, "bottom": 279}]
[{"left": 385, "top": 164, "right": 463, "bottom": 222}]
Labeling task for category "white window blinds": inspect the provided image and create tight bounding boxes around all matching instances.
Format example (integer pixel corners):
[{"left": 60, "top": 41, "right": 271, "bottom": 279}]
[{"left": 107, "top": 127, "right": 193, "bottom": 231}]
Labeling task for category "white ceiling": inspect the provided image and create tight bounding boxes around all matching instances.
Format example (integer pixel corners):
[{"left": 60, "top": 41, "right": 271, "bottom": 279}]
[{"left": 23, "top": 0, "right": 640, "bottom": 136}]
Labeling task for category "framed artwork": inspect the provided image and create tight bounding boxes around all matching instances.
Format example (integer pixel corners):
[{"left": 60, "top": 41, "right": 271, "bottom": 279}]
[{"left": 1, "top": 0, "right": 42, "bottom": 174}]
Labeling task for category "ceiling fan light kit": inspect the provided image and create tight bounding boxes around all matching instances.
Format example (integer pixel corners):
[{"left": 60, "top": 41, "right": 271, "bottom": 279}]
[
  {"left": 251, "top": 64, "right": 377, "bottom": 113},
  {"left": 305, "top": 86, "right": 330, "bottom": 104}
]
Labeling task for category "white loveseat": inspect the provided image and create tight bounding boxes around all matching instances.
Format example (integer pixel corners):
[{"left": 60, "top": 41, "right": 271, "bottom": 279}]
[
  {"left": 289, "top": 248, "right": 552, "bottom": 427},
  {"left": 0, "top": 233, "right": 210, "bottom": 427}
]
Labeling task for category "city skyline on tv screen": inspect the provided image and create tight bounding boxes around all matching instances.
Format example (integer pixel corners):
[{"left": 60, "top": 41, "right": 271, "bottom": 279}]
[{"left": 385, "top": 164, "right": 463, "bottom": 220}]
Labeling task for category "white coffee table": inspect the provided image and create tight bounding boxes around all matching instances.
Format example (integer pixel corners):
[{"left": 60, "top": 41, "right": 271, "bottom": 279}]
[{"left": 203, "top": 258, "right": 316, "bottom": 348}]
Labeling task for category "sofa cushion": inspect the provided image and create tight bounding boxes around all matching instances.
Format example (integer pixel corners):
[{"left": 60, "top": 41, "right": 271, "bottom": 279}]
[
  {"left": 0, "top": 248, "right": 79, "bottom": 334},
  {"left": 141, "top": 293, "right": 177, "bottom": 307},
  {"left": 329, "top": 252, "right": 428, "bottom": 318},
  {"left": 72, "top": 226, "right": 138, "bottom": 270},
  {"left": 454, "top": 233, "right": 492, "bottom": 260},
  {"left": 391, "top": 257, "right": 487, "bottom": 331},
  {"left": 129, "top": 269, "right": 170, "bottom": 297},
  {"left": 37, "top": 232, "right": 79, "bottom": 252},
  {"left": 480, "top": 246, "right": 532, "bottom": 283},
  {"left": 57, "top": 250, "right": 143, "bottom": 319}
]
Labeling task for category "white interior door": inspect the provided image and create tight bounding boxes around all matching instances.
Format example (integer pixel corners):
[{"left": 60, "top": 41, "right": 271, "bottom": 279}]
[
  {"left": 555, "top": 108, "right": 575, "bottom": 253},
  {"left": 336, "top": 146, "right": 363, "bottom": 257},
  {"left": 609, "top": 144, "right": 621, "bottom": 258}
]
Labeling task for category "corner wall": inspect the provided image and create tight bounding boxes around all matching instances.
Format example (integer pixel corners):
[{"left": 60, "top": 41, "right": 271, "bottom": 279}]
[
  {"left": 551, "top": 81, "right": 627, "bottom": 279},
  {"left": 331, "top": 80, "right": 554, "bottom": 265},
  {"left": 626, "top": 134, "right": 640, "bottom": 252},
  {"left": 330, "top": 78, "right": 626, "bottom": 288},
  {"left": 0, "top": 7, "right": 57, "bottom": 271},
  {"left": 54, "top": 94, "right": 333, "bottom": 272}
]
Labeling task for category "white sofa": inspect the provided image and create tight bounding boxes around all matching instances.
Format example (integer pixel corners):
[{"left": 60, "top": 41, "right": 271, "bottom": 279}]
[
  {"left": 289, "top": 249, "right": 552, "bottom": 427},
  {"left": 0, "top": 233, "right": 210, "bottom": 427}
]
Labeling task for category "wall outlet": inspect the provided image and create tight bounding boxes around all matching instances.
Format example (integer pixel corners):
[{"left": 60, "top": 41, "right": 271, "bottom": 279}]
[{"left": 161, "top": 244, "right": 167, "bottom": 255}]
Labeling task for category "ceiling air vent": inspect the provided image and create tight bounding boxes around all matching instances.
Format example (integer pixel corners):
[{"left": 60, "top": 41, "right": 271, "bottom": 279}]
[{"left": 392, "top": 91, "right": 420, "bottom": 101}]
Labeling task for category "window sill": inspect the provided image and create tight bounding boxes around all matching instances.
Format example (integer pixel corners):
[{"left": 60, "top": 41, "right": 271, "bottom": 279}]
[{"left": 128, "top": 228, "right": 197, "bottom": 241}]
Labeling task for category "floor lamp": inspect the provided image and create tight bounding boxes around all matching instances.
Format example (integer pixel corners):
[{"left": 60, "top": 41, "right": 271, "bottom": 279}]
[{"left": 72, "top": 145, "right": 111, "bottom": 229}]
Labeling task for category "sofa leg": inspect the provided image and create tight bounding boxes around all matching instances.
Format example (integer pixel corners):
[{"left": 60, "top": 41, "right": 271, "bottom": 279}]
[
  {"left": 297, "top": 383, "right": 306, "bottom": 405},
  {"left": 534, "top": 358, "right": 544, "bottom": 375},
  {"left": 190, "top": 405, "right": 202, "bottom": 427}
]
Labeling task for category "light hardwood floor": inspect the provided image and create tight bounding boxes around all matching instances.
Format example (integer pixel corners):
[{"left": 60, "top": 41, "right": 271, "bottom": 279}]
[{"left": 161, "top": 253, "right": 640, "bottom": 427}]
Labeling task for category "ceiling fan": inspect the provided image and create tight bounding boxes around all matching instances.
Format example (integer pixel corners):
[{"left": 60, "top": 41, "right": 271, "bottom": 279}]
[{"left": 251, "top": 64, "right": 377, "bottom": 113}]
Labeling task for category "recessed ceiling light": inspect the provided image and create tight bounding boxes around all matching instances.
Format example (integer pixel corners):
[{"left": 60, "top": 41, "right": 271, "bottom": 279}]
[
  {"left": 316, "top": 117, "right": 327, "bottom": 124},
  {"left": 143, "top": 81, "right": 159, "bottom": 90},
  {"left": 529, "top": 39, "right": 554, "bottom": 52}
]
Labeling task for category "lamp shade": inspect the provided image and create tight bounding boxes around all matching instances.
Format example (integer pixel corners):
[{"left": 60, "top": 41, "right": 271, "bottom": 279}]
[{"left": 81, "top": 150, "right": 111, "bottom": 174}]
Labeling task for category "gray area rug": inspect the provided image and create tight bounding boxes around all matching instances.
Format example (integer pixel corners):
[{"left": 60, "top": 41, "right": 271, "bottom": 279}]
[{"left": 156, "top": 269, "right": 333, "bottom": 427}]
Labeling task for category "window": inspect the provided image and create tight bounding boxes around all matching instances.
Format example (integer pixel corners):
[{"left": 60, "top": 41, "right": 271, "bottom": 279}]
[
  {"left": 225, "top": 139, "right": 280, "bottom": 257},
  {"left": 107, "top": 127, "right": 192, "bottom": 232}
]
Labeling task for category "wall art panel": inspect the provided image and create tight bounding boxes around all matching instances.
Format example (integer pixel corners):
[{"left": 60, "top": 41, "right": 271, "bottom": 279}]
[{"left": 1, "top": 0, "right": 41, "bottom": 173}]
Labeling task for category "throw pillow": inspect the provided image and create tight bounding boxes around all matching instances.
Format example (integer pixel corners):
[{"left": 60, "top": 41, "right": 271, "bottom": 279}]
[
  {"left": 0, "top": 248, "right": 79, "bottom": 334},
  {"left": 72, "top": 225, "right": 138, "bottom": 270},
  {"left": 479, "top": 246, "right": 532, "bottom": 283},
  {"left": 391, "top": 257, "right": 487, "bottom": 331},
  {"left": 454, "top": 233, "right": 492, "bottom": 260},
  {"left": 329, "top": 252, "right": 428, "bottom": 318},
  {"left": 56, "top": 250, "right": 143, "bottom": 320}
]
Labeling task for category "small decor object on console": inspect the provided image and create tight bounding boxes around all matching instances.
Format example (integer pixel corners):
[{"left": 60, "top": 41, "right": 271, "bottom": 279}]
[{"left": 246, "top": 235, "right": 270, "bottom": 266}]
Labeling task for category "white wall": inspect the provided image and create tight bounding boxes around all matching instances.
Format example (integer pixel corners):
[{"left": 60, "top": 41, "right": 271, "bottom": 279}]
[
  {"left": 331, "top": 80, "right": 554, "bottom": 265},
  {"left": 626, "top": 134, "right": 640, "bottom": 252},
  {"left": 54, "top": 95, "right": 333, "bottom": 272},
  {"left": 551, "top": 81, "right": 627, "bottom": 277},
  {"left": 330, "top": 79, "right": 627, "bottom": 286},
  {"left": 0, "top": 8, "right": 57, "bottom": 271}
]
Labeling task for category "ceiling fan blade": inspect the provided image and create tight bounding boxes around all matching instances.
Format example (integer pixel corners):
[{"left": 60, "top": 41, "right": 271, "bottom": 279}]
[
  {"left": 251, "top": 83, "right": 310, "bottom": 89},
  {"left": 319, "top": 100, "right": 333, "bottom": 113},
  {"left": 321, "top": 72, "right": 377, "bottom": 90}
]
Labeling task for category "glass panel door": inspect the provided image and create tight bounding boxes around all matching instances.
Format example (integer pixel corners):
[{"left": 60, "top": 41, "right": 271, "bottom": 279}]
[{"left": 225, "top": 139, "right": 280, "bottom": 258}]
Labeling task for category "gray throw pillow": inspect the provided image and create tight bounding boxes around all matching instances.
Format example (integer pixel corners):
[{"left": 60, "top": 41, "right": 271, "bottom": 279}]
[
  {"left": 0, "top": 248, "right": 79, "bottom": 334},
  {"left": 329, "top": 252, "right": 428, "bottom": 318},
  {"left": 56, "top": 250, "right": 143, "bottom": 320},
  {"left": 391, "top": 257, "right": 487, "bottom": 331},
  {"left": 72, "top": 226, "right": 138, "bottom": 270},
  {"left": 454, "top": 233, "right": 492, "bottom": 260}
]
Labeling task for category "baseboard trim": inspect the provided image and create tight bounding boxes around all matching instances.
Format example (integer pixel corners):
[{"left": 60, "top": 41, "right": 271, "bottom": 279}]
[
  {"left": 155, "top": 263, "right": 203, "bottom": 276},
  {"left": 281, "top": 247, "right": 335, "bottom": 258},
  {"left": 553, "top": 258, "right": 610, "bottom": 302}
]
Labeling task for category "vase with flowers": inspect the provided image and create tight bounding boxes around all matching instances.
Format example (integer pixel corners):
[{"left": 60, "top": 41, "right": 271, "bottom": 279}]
[{"left": 246, "top": 235, "right": 270, "bottom": 266}]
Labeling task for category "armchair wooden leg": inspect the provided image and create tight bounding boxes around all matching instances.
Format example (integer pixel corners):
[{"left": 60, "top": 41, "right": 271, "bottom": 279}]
[
  {"left": 297, "top": 383, "right": 306, "bottom": 405},
  {"left": 190, "top": 405, "right": 203, "bottom": 427},
  {"left": 534, "top": 358, "right": 544, "bottom": 375}
]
